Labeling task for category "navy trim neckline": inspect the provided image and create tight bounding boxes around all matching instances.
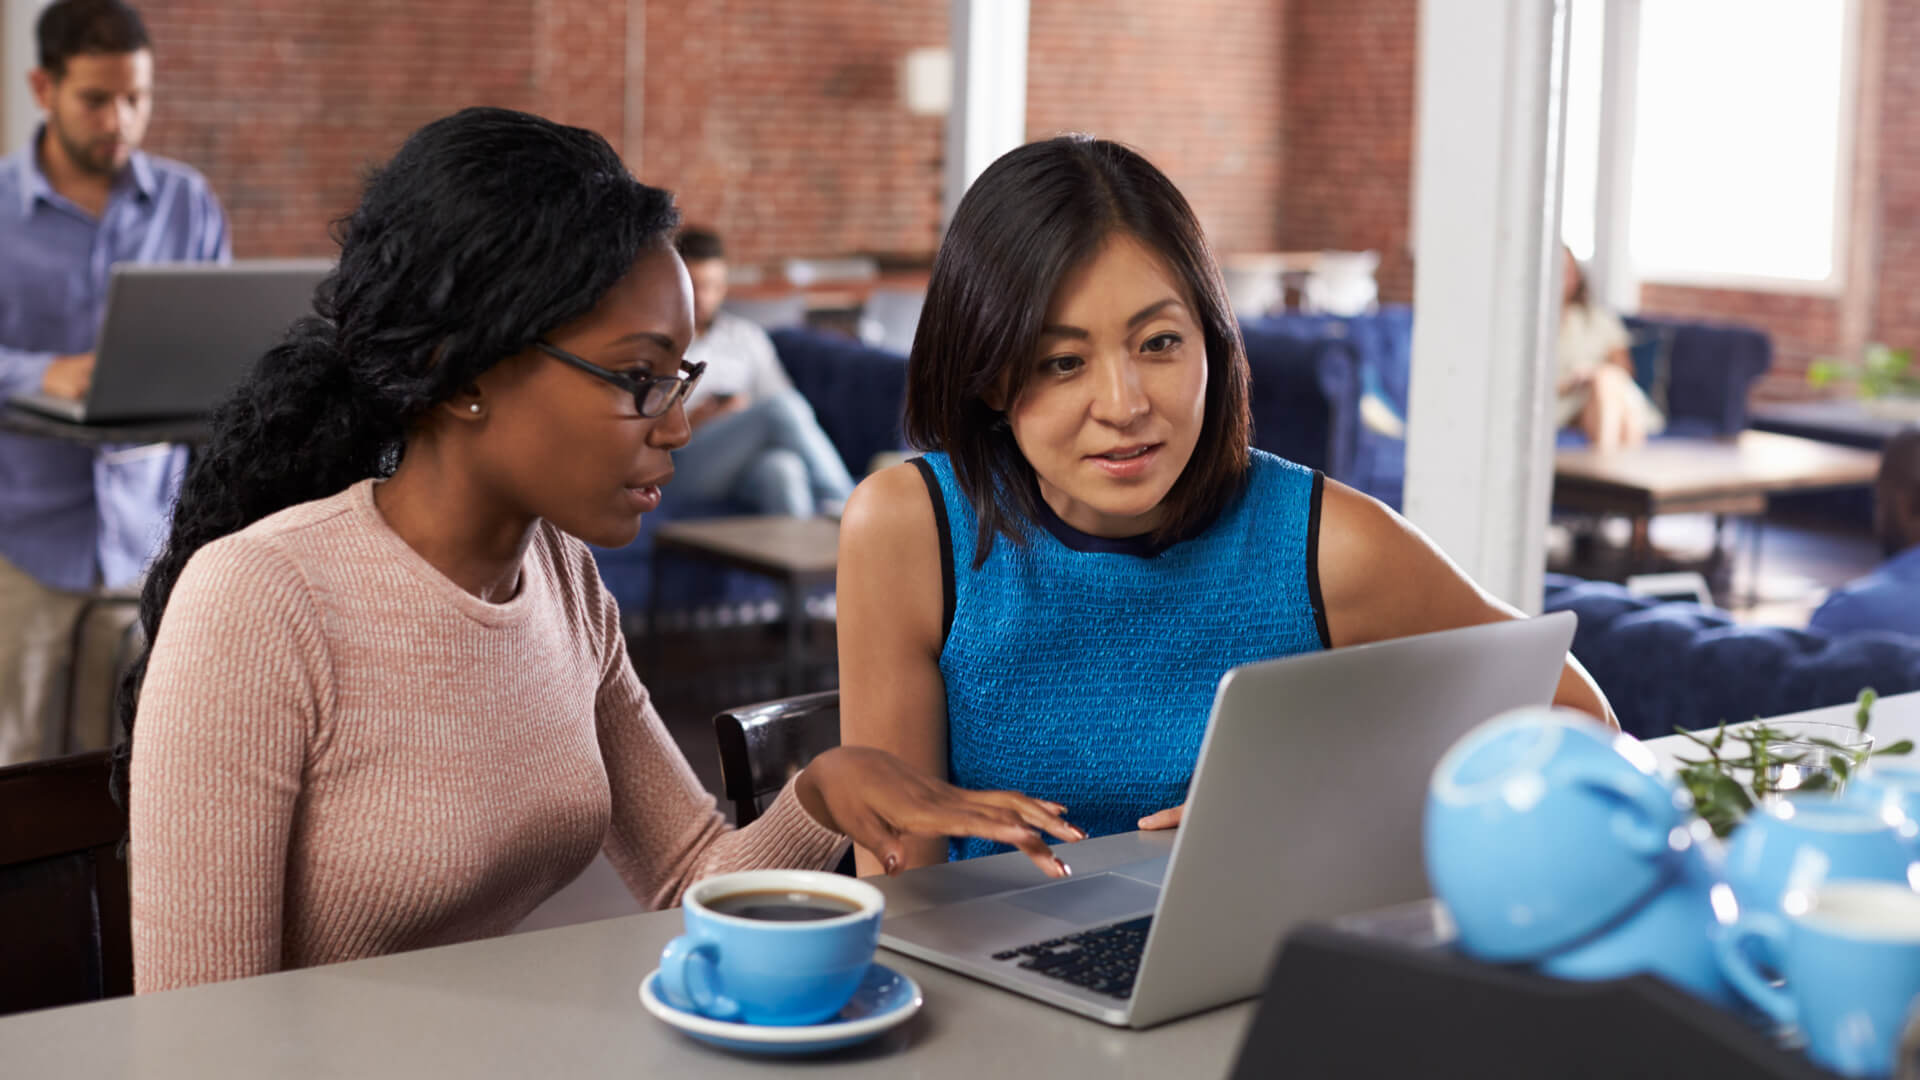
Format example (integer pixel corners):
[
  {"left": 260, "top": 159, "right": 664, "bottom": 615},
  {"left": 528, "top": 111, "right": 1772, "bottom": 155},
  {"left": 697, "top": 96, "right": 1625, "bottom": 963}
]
[{"left": 1029, "top": 490, "right": 1168, "bottom": 556}]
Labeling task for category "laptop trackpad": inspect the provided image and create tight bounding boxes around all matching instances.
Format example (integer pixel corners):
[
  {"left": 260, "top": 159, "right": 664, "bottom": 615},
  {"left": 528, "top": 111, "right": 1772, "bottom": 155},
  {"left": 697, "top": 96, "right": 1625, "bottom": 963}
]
[{"left": 997, "top": 873, "right": 1161, "bottom": 924}]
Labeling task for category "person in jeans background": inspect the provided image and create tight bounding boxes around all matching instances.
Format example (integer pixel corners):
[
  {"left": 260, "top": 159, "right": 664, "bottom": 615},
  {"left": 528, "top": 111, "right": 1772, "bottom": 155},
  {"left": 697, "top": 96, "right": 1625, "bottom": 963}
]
[
  {"left": 671, "top": 227, "right": 854, "bottom": 517},
  {"left": 0, "top": 0, "right": 229, "bottom": 764}
]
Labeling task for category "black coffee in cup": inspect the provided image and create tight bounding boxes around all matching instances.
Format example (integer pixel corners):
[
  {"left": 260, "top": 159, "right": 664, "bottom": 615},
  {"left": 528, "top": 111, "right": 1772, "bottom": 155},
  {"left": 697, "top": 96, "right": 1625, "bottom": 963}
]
[{"left": 708, "top": 889, "right": 862, "bottom": 922}]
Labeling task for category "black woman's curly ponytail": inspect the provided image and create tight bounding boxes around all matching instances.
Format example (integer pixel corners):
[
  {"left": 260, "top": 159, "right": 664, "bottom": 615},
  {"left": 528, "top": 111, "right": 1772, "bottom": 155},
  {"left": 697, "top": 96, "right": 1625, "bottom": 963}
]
[{"left": 111, "top": 107, "right": 680, "bottom": 809}]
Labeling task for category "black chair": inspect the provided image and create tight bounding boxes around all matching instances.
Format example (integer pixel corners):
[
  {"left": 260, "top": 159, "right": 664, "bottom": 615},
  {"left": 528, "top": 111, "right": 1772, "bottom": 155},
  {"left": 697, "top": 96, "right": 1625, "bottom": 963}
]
[
  {"left": 712, "top": 689, "right": 842, "bottom": 827},
  {"left": 712, "top": 690, "right": 857, "bottom": 876},
  {"left": 0, "top": 750, "right": 132, "bottom": 1015}
]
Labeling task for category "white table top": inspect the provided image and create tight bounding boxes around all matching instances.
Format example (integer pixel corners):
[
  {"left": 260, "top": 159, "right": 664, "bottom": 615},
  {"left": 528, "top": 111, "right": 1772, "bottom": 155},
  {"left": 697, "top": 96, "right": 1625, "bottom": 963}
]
[
  {"left": 1640, "top": 689, "right": 1920, "bottom": 777},
  {"left": 12, "top": 693, "right": 1916, "bottom": 1078},
  {"left": 0, "top": 830, "right": 1250, "bottom": 1079}
]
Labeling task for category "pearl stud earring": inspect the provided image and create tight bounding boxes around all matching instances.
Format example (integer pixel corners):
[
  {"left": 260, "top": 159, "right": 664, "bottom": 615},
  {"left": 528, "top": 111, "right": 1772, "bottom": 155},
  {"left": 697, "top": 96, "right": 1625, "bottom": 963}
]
[{"left": 469, "top": 404, "right": 480, "bottom": 414}]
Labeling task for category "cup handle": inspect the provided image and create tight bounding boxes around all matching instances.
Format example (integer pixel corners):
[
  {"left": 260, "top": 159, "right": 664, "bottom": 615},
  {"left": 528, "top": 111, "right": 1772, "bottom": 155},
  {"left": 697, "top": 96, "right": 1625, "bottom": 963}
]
[
  {"left": 659, "top": 934, "right": 742, "bottom": 1021},
  {"left": 1714, "top": 914, "right": 1797, "bottom": 1029},
  {"left": 1566, "top": 764, "right": 1676, "bottom": 856}
]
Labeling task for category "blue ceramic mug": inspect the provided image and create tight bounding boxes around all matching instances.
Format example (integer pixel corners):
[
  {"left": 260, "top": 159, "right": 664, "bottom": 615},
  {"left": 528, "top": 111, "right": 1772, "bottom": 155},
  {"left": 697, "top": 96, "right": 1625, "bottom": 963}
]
[
  {"left": 658, "top": 869, "right": 884, "bottom": 1026},
  {"left": 1849, "top": 762, "right": 1920, "bottom": 826},
  {"left": 1536, "top": 820, "right": 1741, "bottom": 1008},
  {"left": 1717, "top": 880, "right": 1920, "bottom": 1078},
  {"left": 1723, "top": 797, "right": 1920, "bottom": 916},
  {"left": 1426, "top": 708, "right": 1694, "bottom": 961}
]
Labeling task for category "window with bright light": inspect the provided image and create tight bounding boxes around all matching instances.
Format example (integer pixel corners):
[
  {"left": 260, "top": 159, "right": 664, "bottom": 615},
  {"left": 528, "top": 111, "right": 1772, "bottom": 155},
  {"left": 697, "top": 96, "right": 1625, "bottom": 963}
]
[
  {"left": 1629, "top": 0, "right": 1854, "bottom": 289},
  {"left": 1560, "top": 0, "right": 1605, "bottom": 263}
]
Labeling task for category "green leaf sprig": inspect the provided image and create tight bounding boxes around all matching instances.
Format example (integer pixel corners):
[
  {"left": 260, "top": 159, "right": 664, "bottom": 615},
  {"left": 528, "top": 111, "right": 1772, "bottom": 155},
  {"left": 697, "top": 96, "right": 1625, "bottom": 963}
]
[
  {"left": 1808, "top": 344, "right": 1920, "bottom": 399},
  {"left": 1673, "top": 688, "right": 1914, "bottom": 838}
]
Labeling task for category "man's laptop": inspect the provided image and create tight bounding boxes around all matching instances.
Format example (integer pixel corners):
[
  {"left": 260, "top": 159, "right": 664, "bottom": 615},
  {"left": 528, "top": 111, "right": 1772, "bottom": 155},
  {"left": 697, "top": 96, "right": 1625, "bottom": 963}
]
[
  {"left": 9, "top": 259, "right": 331, "bottom": 424},
  {"left": 880, "top": 612, "right": 1579, "bottom": 1028}
]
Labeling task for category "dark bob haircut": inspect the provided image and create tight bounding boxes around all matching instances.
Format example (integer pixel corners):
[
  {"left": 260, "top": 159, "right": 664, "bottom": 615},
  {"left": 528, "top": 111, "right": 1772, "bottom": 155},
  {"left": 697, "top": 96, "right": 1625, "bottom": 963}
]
[
  {"left": 37, "top": 0, "right": 150, "bottom": 78},
  {"left": 903, "top": 135, "right": 1252, "bottom": 566}
]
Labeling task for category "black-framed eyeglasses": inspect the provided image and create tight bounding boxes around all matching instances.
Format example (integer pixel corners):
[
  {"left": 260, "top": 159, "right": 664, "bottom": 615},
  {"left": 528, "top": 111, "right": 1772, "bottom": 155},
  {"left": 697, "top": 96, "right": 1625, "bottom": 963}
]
[{"left": 535, "top": 340, "right": 706, "bottom": 419}]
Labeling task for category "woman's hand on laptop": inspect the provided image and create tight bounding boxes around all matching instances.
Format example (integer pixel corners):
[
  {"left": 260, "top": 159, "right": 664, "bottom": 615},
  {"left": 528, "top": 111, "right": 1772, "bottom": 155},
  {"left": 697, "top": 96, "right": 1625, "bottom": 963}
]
[
  {"left": 40, "top": 353, "right": 95, "bottom": 401},
  {"left": 796, "top": 746, "right": 1085, "bottom": 879},
  {"left": 1138, "top": 804, "right": 1186, "bottom": 830}
]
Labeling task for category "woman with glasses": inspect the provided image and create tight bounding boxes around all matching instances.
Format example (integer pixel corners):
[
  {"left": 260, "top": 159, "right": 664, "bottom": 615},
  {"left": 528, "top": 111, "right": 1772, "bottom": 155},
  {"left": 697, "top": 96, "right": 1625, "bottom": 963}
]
[
  {"left": 836, "top": 136, "right": 1615, "bottom": 875},
  {"left": 120, "top": 108, "right": 1077, "bottom": 994}
]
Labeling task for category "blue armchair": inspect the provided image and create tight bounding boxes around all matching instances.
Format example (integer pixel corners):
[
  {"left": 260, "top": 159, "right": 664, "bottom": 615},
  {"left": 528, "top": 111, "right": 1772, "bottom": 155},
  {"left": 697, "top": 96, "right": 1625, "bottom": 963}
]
[
  {"left": 1242, "top": 307, "right": 1774, "bottom": 511},
  {"left": 1241, "top": 323, "right": 1360, "bottom": 481},
  {"left": 1242, "top": 307, "right": 1412, "bottom": 508},
  {"left": 1622, "top": 315, "right": 1772, "bottom": 439}
]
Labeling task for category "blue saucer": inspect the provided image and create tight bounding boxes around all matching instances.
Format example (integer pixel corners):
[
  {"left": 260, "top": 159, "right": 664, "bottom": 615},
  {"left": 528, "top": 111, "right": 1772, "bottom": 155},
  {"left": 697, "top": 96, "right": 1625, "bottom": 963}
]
[{"left": 639, "top": 962, "right": 922, "bottom": 1056}]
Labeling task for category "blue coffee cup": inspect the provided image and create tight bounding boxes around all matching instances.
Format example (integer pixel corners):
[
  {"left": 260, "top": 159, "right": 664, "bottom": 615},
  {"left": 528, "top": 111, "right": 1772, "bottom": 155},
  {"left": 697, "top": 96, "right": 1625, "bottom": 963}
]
[
  {"left": 1426, "top": 708, "right": 1694, "bottom": 961},
  {"left": 1536, "top": 820, "right": 1741, "bottom": 1008},
  {"left": 658, "top": 869, "right": 884, "bottom": 1026},
  {"left": 1717, "top": 880, "right": 1920, "bottom": 1078},
  {"left": 1723, "top": 797, "right": 1920, "bottom": 917},
  {"left": 1849, "top": 762, "right": 1920, "bottom": 826}
]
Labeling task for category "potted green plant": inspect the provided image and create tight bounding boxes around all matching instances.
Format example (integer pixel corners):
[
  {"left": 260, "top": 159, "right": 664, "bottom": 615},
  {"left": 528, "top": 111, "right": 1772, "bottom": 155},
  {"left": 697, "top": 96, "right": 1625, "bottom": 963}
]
[
  {"left": 1673, "top": 689, "right": 1915, "bottom": 838},
  {"left": 1808, "top": 344, "right": 1920, "bottom": 421}
]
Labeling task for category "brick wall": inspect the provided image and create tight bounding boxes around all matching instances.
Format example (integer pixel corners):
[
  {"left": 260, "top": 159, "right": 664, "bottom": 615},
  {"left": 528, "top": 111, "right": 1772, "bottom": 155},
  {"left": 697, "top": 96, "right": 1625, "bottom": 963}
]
[
  {"left": 1026, "top": 0, "right": 1289, "bottom": 255},
  {"left": 638, "top": 0, "right": 946, "bottom": 268},
  {"left": 139, "top": 2, "right": 555, "bottom": 257},
  {"left": 135, "top": 0, "right": 951, "bottom": 265},
  {"left": 1872, "top": 0, "right": 1920, "bottom": 383},
  {"left": 1278, "top": 0, "right": 1417, "bottom": 303},
  {"left": 128, "top": 1, "right": 1293, "bottom": 270}
]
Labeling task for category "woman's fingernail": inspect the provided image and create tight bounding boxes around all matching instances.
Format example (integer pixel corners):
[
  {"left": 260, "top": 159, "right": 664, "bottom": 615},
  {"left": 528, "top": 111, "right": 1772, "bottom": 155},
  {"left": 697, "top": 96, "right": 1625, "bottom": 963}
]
[
  {"left": 1071, "top": 826, "right": 1088, "bottom": 840},
  {"left": 883, "top": 853, "right": 900, "bottom": 874},
  {"left": 1054, "top": 857, "right": 1072, "bottom": 877}
]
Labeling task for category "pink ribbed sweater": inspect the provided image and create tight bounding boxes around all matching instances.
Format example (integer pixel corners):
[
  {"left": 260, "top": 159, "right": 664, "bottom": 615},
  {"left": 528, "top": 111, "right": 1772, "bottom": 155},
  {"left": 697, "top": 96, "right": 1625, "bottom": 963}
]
[{"left": 129, "top": 479, "right": 847, "bottom": 993}]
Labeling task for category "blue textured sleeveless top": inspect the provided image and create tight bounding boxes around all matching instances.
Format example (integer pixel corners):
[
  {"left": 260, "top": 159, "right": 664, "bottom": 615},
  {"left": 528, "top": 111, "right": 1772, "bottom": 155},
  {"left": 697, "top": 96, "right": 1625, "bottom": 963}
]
[{"left": 914, "top": 449, "right": 1328, "bottom": 861}]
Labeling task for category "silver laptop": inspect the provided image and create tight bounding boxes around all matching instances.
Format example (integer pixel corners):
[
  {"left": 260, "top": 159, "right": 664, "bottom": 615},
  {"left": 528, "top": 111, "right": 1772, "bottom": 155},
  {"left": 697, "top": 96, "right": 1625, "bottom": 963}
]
[
  {"left": 10, "top": 259, "right": 331, "bottom": 423},
  {"left": 880, "top": 611, "right": 1579, "bottom": 1028}
]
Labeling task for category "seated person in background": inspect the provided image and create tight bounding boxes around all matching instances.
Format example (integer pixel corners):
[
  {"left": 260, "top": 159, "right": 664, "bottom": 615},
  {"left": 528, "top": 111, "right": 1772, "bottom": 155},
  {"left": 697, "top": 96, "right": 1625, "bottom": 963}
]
[
  {"left": 670, "top": 227, "right": 855, "bottom": 516},
  {"left": 124, "top": 108, "right": 1077, "bottom": 994},
  {"left": 1809, "top": 427, "right": 1920, "bottom": 637},
  {"left": 836, "top": 135, "right": 1616, "bottom": 876},
  {"left": 1557, "top": 245, "right": 1663, "bottom": 451}
]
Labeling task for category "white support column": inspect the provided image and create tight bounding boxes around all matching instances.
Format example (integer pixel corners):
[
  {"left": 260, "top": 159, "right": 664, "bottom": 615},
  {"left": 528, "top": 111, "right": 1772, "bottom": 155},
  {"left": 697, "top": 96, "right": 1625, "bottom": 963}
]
[
  {"left": 1403, "top": 0, "right": 1572, "bottom": 613},
  {"left": 1590, "top": 0, "right": 1642, "bottom": 312},
  {"left": 943, "top": 0, "right": 1028, "bottom": 229},
  {"left": 2, "top": 0, "right": 50, "bottom": 156}
]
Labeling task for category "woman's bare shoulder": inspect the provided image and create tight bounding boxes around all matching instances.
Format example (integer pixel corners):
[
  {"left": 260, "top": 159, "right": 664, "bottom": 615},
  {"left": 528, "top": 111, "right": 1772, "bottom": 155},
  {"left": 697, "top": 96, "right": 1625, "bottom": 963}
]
[{"left": 840, "top": 460, "right": 939, "bottom": 554}]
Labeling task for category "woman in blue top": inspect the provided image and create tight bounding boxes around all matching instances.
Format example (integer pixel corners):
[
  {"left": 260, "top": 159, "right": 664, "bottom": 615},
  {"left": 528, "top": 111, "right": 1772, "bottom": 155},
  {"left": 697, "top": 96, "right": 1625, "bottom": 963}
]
[{"left": 838, "top": 136, "right": 1615, "bottom": 875}]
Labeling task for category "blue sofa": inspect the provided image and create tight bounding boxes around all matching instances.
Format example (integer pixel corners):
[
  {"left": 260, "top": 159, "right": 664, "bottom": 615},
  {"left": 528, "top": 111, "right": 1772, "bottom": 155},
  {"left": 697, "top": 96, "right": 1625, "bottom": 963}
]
[
  {"left": 1544, "top": 573, "right": 1920, "bottom": 740},
  {"left": 1240, "top": 308, "right": 1776, "bottom": 510}
]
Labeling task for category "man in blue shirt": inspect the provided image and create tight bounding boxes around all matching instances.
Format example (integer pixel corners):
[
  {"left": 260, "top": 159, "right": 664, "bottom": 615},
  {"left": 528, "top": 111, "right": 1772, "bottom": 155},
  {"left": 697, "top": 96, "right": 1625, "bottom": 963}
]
[
  {"left": 1810, "top": 427, "right": 1920, "bottom": 638},
  {"left": 0, "top": 0, "right": 228, "bottom": 764}
]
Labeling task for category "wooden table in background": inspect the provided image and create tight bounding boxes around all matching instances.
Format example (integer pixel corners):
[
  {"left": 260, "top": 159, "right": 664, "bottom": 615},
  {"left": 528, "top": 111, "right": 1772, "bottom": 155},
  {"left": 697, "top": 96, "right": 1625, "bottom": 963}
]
[
  {"left": 650, "top": 516, "right": 840, "bottom": 693},
  {"left": 1552, "top": 430, "right": 1881, "bottom": 586}
]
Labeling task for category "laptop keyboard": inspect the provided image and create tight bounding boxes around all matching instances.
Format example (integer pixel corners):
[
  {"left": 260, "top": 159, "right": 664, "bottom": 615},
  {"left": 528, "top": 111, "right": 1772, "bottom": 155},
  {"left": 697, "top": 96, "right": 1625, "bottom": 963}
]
[{"left": 989, "top": 915, "right": 1152, "bottom": 1000}]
